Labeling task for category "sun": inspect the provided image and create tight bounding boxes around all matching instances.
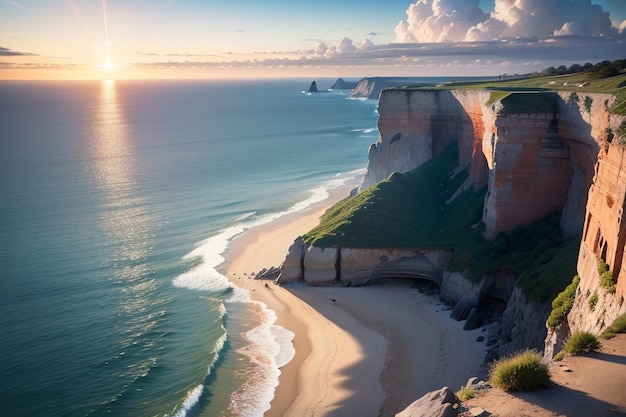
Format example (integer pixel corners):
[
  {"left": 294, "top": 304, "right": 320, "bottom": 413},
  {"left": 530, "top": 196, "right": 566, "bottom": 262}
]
[{"left": 102, "top": 60, "right": 116, "bottom": 71}]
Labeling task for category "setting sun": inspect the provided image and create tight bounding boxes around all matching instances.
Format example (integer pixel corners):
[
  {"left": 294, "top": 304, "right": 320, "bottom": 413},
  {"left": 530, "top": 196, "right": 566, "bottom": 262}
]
[{"left": 102, "top": 60, "right": 115, "bottom": 71}]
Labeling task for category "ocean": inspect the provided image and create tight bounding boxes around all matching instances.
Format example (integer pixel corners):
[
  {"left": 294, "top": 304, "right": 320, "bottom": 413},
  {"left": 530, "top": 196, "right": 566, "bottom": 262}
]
[
  {"left": 0, "top": 77, "right": 466, "bottom": 416},
  {"left": 0, "top": 78, "right": 378, "bottom": 417}
]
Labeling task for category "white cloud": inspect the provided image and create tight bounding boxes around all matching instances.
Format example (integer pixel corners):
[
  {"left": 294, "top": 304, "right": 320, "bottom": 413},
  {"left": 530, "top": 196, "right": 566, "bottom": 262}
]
[
  {"left": 358, "top": 39, "right": 374, "bottom": 51},
  {"left": 314, "top": 42, "right": 328, "bottom": 56},
  {"left": 336, "top": 37, "right": 357, "bottom": 54},
  {"left": 395, "top": 0, "right": 489, "bottom": 42},
  {"left": 396, "top": 0, "right": 621, "bottom": 43}
]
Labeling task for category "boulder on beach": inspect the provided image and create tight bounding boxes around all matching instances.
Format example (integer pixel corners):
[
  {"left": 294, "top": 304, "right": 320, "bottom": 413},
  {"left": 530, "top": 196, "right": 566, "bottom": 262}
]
[{"left": 395, "top": 386, "right": 459, "bottom": 417}]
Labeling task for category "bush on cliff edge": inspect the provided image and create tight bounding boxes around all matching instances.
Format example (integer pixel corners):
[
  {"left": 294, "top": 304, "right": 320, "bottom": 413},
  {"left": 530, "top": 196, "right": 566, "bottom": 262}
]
[
  {"left": 562, "top": 331, "right": 601, "bottom": 355},
  {"left": 489, "top": 349, "right": 550, "bottom": 392},
  {"left": 547, "top": 275, "right": 580, "bottom": 328}
]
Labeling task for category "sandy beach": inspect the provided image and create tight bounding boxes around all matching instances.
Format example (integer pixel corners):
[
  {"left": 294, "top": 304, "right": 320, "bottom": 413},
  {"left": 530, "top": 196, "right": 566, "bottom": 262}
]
[{"left": 219, "top": 187, "right": 488, "bottom": 416}]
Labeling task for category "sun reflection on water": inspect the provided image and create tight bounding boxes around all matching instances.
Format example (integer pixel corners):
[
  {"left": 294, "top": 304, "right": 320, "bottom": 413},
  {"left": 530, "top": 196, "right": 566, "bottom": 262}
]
[{"left": 90, "top": 80, "right": 167, "bottom": 393}]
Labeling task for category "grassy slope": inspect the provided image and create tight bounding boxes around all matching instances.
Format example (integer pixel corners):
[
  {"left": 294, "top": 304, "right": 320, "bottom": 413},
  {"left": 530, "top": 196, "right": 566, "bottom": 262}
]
[
  {"left": 446, "top": 73, "right": 626, "bottom": 115},
  {"left": 303, "top": 143, "right": 485, "bottom": 248},
  {"left": 391, "top": 72, "right": 626, "bottom": 115}
]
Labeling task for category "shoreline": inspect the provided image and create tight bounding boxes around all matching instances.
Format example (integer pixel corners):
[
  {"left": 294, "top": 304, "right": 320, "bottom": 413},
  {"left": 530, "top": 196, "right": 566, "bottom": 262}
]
[{"left": 219, "top": 185, "right": 488, "bottom": 416}]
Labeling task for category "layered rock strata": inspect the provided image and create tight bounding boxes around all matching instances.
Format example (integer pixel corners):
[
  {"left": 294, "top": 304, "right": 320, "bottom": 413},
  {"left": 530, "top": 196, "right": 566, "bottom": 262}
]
[{"left": 279, "top": 85, "right": 626, "bottom": 360}]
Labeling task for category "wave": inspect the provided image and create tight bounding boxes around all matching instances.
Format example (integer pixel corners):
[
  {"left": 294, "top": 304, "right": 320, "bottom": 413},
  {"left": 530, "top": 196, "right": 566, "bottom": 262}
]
[
  {"left": 172, "top": 168, "right": 364, "bottom": 292},
  {"left": 172, "top": 310, "right": 228, "bottom": 417},
  {"left": 351, "top": 127, "right": 377, "bottom": 134},
  {"left": 233, "top": 211, "right": 257, "bottom": 222},
  {"left": 171, "top": 168, "right": 363, "bottom": 416},
  {"left": 226, "top": 301, "right": 295, "bottom": 417}
]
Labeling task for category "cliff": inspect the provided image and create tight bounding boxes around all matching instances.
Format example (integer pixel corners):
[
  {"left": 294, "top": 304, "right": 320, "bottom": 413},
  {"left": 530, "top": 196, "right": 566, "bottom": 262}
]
[
  {"left": 278, "top": 82, "right": 626, "bottom": 362},
  {"left": 349, "top": 77, "right": 444, "bottom": 100},
  {"left": 330, "top": 77, "right": 358, "bottom": 90}
]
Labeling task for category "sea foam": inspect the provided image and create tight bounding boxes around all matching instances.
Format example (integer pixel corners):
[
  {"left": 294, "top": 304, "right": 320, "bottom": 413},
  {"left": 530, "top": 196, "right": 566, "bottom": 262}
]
[{"left": 171, "top": 169, "right": 363, "bottom": 416}]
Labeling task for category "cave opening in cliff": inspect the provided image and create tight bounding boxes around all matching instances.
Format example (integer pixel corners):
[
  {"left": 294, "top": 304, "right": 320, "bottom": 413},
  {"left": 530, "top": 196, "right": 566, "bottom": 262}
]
[{"left": 367, "top": 277, "right": 440, "bottom": 296}]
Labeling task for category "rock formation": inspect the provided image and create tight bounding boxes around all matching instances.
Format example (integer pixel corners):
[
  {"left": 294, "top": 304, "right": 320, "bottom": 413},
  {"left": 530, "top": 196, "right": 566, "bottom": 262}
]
[
  {"left": 308, "top": 80, "right": 318, "bottom": 93},
  {"left": 330, "top": 77, "right": 358, "bottom": 90},
  {"left": 395, "top": 386, "right": 459, "bottom": 417},
  {"left": 278, "top": 83, "right": 626, "bottom": 363}
]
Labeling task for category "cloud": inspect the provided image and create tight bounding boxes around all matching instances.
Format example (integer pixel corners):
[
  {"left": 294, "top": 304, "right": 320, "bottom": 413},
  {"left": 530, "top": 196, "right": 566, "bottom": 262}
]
[
  {"left": 395, "top": 0, "right": 622, "bottom": 43},
  {"left": 0, "top": 46, "right": 35, "bottom": 56},
  {"left": 336, "top": 37, "right": 357, "bottom": 54},
  {"left": 396, "top": 0, "right": 489, "bottom": 42},
  {"left": 359, "top": 39, "right": 375, "bottom": 51},
  {"left": 133, "top": 36, "right": 624, "bottom": 75},
  {"left": 316, "top": 37, "right": 357, "bottom": 58},
  {"left": 314, "top": 42, "right": 328, "bottom": 56}
]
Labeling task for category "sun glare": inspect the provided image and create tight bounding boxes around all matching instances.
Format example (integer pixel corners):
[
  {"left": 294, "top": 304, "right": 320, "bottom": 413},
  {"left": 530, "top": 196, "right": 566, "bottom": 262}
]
[{"left": 102, "top": 60, "right": 115, "bottom": 71}]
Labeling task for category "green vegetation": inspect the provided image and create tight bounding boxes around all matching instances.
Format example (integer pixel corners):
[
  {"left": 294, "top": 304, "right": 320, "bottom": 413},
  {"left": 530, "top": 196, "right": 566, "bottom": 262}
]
[
  {"left": 488, "top": 349, "right": 551, "bottom": 392},
  {"left": 588, "top": 291, "right": 599, "bottom": 311},
  {"left": 515, "top": 236, "right": 580, "bottom": 302},
  {"left": 391, "top": 59, "right": 626, "bottom": 115},
  {"left": 450, "top": 212, "right": 576, "bottom": 293},
  {"left": 303, "top": 143, "right": 484, "bottom": 248},
  {"left": 498, "top": 92, "right": 557, "bottom": 115},
  {"left": 456, "top": 385, "right": 476, "bottom": 401},
  {"left": 305, "top": 141, "right": 578, "bottom": 298},
  {"left": 547, "top": 275, "right": 580, "bottom": 329},
  {"left": 562, "top": 331, "right": 601, "bottom": 355},
  {"left": 601, "top": 313, "right": 626, "bottom": 339},
  {"left": 598, "top": 259, "right": 617, "bottom": 294},
  {"left": 486, "top": 90, "right": 510, "bottom": 106}
]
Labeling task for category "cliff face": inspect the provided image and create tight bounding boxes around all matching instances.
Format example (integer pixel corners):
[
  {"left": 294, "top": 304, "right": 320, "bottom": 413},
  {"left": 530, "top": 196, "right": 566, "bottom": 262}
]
[
  {"left": 279, "top": 84, "right": 626, "bottom": 359},
  {"left": 363, "top": 87, "right": 626, "bottom": 346},
  {"left": 360, "top": 90, "right": 490, "bottom": 192},
  {"left": 362, "top": 89, "right": 618, "bottom": 242}
]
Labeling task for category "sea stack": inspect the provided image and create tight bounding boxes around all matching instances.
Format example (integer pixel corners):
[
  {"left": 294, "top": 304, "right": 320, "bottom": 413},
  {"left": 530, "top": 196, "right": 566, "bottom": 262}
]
[{"left": 308, "top": 80, "right": 318, "bottom": 92}]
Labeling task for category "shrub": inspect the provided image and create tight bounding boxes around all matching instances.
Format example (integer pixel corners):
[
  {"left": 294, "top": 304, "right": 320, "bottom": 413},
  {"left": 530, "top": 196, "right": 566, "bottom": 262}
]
[
  {"left": 588, "top": 291, "right": 599, "bottom": 311},
  {"left": 563, "top": 331, "right": 600, "bottom": 355},
  {"left": 456, "top": 385, "right": 476, "bottom": 401},
  {"left": 598, "top": 260, "right": 617, "bottom": 294},
  {"left": 600, "top": 272, "right": 616, "bottom": 294},
  {"left": 547, "top": 275, "right": 580, "bottom": 328},
  {"left": 602, "top": 313, "right": 626, "bottom": 339},
  {"left": 488, "top": 349, "right": 551, "bottom": 392}
]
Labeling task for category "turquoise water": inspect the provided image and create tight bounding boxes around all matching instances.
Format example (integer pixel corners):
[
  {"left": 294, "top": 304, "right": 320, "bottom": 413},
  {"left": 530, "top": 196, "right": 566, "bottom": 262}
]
[{"left": 0, "top": 77, "right": 470, "bottom": 416}]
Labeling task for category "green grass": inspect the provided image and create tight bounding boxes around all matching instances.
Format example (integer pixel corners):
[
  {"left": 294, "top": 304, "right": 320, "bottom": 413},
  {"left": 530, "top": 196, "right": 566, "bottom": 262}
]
[
  {"left": 498, "top": 92, "right": 557, "bottom": 115},
  {"left": 601, "top": 314, "right": 626, "bottom": 339},
  {"left": 547, "top": 275, "right": 580, "bottom": 328},
  {"left": 488, "top": 349, "right": 551, "bottom": 392},
  {"left": 456, "top": 386, "right": 476, "bottom": 401},
  {"left": 515, "top": 236, "right": 581, "bottom": 302},
  {"left": 391, "top": 72, "right": 626, "bottom": 115},
  {"left": 449, "top": 212, "right": 571, "bottom": 287},
  {"left": 562, "top": 331, "right": 601, "bottom": 355},
  {"left": 588, "top": 291, "right": 599, "bottom": 311},
  {"left": 598, "top": 259, "right": 617, "bottom": 294},
  {"left": 303, "top": 143, "right": 483, "bottom": 248}
]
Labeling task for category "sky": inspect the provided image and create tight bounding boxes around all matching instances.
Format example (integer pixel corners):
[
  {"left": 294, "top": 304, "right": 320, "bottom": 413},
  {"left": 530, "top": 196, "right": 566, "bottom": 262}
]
[{"left": 1, "top": 0, "right": 625, "bottom": 80}]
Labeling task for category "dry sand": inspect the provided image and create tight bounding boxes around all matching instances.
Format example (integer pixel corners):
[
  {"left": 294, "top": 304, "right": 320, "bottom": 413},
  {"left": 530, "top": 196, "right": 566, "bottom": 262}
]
[
  {"left": 460, "top": 333, "right": 626, "bottom": 417},
  {"left": 219, "top": 187, "right": 488, "bottom": 416}
]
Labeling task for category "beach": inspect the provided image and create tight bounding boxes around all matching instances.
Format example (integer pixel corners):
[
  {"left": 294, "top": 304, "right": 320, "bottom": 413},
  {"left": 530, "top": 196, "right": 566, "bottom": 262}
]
[{"left": 219, "top": 187, "right": 488, "bottom": 416}]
